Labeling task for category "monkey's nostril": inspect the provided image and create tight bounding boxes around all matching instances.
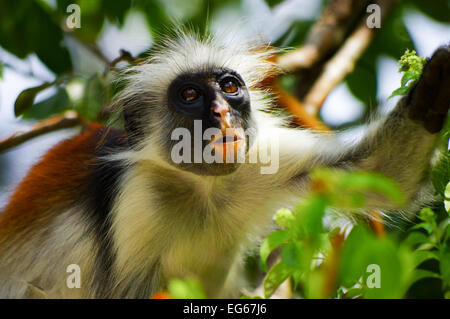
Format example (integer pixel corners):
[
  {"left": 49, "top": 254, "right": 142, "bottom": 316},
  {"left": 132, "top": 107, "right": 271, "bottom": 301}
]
[{"left": 211, "top": 100, "right": 230, "bottom": 118}]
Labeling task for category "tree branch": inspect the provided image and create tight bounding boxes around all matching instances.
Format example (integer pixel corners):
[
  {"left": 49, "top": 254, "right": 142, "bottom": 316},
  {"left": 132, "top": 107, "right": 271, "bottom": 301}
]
[
  {"left": 0, "top": 111, "right": 81, "bottom": 153},
  {"left": 269, "top": 0, "right": 374, "bottom": 130},
  {"left": 302, "top": 24, "right": 375, "bottom": 115},
  {"left": 273, "top": 82, "right": 330, "bottom": 131},
  {"left": 301, "top": 0, "right": 397, "bottom": 115},
  {"left": 277, "top": 0, "right": 371, "bottom": 73}
]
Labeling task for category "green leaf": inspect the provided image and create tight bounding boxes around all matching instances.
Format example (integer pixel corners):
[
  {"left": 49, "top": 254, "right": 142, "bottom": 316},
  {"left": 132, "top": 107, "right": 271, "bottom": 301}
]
[
  {"left": 273, "top": 208, "right": 295, "bottom": 229},
  {"left": 78, "top": 74, "right": 105, "bottom": 121},
  {"left": 22, "top": 87, "right": 71, "bottom": 120},
  {"left": 410, "top": 269, "right": 441, "bottom": 286},
  {"left": 240, "top": 295, "right": 263, "bottom": 299},
  {"left": 418, "top": 207, "right": 436, "bottom": 224},
  {"left": 346, "top": 51, "right": 377, "bottom": 107},
  {"left": 137, "top": 0, "right": 170, "bottom": 36},
  {"left": 101, "top": 0, "right": 133, "bottom": 25},
  {"left": 445, "top": 182, "right": 450, "bottom": 213},
  {"left": 14, "top": 82, "right": 54, "bottom": 117},
  {"left": 389, "top": 50, "right": 428, "bottom": 100},
  {"left": 264, "top": 0, "right": 283, "bottom": 8},
  {"left": 440, "top": 243, "right": 450, "bottom": 287},
  {"left": 168, "top": 278, "right": 207, "bottom": 299},
  {"left": 263, "top": 262, "right": 293, "bottom": 298},
  {"left": 362, "top": 243, "right": 411, "bottom": 299},
  {"left": 293, "top": 195, "right": 327, "bottom": 240},
  {"left": 411, "top": 222, "right": 434, "bottom": 235},
  {"left": 339, "top": 225, "right": 414, "bottom": 298},
  {"left": 431, "top": 152, "right": 450, "bottom": 197},
  {"left": 342, "top": 287, "right": 364, "bottom": 299},
  {"left": 412, "top": 250, "right": 440, "bottom": 268},
  {"left": 281, "top": 241, "right": 302, "bottom": 269},
  {"left": 338, "top": 171, "right": 405, "bottom": 206},
  {"left": 304, "top": 270, "right": 327, "bottom": 299},
  {"left": 445, "top": 223, "right": 450, "bottom": 242},
  {"left": 400, "top": 71, "right": 418, "bottom": 87},
  {"left": 388, "top": 86, "right": 410, "bottom": 99},
  {"left": 291, "top": 270, "right": 303, "bottom": 288},
  {"left": 403, "top": 232, "right": 429, "bottom": 248},
  {"left": 374, "top": 6, "right": 415, "bottom": 60},
  {"left": 260, "top": 230, "right": 290, "bottom": 271},
  {"left": 410, "top": 0, "right": 450, "bottom": 23},
  {"left": 0, "top": 2, "right": 72, "bottom": 74},
  {"left": 339, "top": 226, "right": 372, "bottom": 286}
]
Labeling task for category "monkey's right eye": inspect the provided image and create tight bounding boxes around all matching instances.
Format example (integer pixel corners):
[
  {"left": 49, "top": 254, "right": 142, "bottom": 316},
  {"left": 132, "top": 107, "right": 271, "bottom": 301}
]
[{"left": 181, "top": 88, "right": 199, "bottom": 102}]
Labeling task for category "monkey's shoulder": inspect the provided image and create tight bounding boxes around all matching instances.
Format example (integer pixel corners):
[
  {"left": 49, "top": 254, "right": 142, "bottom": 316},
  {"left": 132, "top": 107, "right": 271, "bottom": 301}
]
[{"left": 0, "top": 124, "right": 128, "bottom": 232}]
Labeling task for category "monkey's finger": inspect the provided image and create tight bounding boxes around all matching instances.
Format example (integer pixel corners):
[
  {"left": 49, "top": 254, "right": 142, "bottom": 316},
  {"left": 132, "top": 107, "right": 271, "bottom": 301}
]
[
  {"left": 409, "top": 45, "right": 450, "bottom": 129},
  {"left": 423, "top": 46, "right": 450, "bottom": 133},
  {"left": 424, "top": 114, "right": 446, "bottom": 134},
  {"left": 408, "top": 64, "right": 438, "bottom": 122},
  {"left": 424, "top": 77, "right": 450, "bottom": 133},
  {"left": 432, "top": 50, "right": 450, "bottom": 115}
]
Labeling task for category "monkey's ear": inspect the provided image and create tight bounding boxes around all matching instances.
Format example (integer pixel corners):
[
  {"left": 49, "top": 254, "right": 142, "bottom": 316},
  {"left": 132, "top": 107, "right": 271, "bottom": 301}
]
[{"left": 408, "top": 44, "right": 450, "bottom": 133}]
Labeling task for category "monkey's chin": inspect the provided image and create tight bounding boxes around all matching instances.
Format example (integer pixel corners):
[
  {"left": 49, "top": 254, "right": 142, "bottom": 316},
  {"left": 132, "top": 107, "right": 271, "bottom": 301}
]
[{"left": 174, "top": 162, "right": 242, "bottom": 176}]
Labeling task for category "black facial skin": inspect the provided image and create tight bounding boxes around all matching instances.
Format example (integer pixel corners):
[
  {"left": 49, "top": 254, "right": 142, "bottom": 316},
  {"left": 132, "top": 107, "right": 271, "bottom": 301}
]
[{"left": 164, "top": 68, "right": 255, "bottom": 176}]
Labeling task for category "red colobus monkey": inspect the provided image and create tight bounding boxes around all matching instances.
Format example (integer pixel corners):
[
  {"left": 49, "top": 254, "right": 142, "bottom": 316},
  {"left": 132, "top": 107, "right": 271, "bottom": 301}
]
[{"left": 0, "top": 33, "right": 449, "bottom": 298}]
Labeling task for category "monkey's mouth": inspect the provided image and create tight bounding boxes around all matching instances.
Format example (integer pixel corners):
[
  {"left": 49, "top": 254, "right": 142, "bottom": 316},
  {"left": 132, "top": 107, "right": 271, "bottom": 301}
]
[
  {"left": 213, "top": 135, "right": 240, "bottom": 144},
  {"left": 209, "top": 132, "right": 244, "bottom": 158}
]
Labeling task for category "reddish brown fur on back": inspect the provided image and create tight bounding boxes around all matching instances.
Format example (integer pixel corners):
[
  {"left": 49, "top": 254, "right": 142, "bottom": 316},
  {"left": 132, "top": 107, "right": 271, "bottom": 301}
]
[{"left": 0, "top": 124, "right": 118, "bottom": 237}]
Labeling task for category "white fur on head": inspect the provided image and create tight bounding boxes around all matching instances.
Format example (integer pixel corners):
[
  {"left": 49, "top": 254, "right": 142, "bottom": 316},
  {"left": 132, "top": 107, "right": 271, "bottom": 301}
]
[
  {"left": 112, "top": 30, "right": 280, "bottom": 161},
  {"left": 116, "top": 30, "right": 278, "bottom": 105}
]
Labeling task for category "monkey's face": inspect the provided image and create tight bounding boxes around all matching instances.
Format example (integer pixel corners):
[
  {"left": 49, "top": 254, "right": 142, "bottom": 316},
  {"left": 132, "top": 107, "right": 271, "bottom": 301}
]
[{"left": 163, "top": 67, "right": 254, "bottom": 175}]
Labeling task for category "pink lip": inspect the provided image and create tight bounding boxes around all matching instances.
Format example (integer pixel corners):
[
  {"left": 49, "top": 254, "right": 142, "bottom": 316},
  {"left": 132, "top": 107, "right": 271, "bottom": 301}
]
[{"left": 209, "top": 132, "right": 244, "bottom": 158}]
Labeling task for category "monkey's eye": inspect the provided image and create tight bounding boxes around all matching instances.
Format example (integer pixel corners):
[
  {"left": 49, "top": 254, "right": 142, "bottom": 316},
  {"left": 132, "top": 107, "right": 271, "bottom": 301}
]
[
  {"left": 220, "top": 79, "right": 238, "bottom": 94},
  {"left": 181, "top": 88, "right": 199, "bottom": 102}
]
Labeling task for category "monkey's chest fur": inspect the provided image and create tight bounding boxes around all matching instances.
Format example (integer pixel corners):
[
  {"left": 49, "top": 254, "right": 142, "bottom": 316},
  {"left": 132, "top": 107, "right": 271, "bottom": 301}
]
[
  {"left": 108, "top": 161, "right": 287, "bottom": 298},
  {"left": 0, "top": 127, "right": 289, "bottom": 298}
]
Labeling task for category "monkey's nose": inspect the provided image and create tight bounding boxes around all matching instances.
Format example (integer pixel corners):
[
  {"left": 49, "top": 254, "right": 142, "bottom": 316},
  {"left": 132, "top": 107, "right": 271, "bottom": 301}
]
[{"left": 211, "top": 101, "right": 232, "bottom": 128}]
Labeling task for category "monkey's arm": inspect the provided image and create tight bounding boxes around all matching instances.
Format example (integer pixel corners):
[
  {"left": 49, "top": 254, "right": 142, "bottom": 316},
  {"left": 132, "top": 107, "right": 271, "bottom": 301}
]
[{"left": 329, "top": 45, "right": 450, "bottom": 207}]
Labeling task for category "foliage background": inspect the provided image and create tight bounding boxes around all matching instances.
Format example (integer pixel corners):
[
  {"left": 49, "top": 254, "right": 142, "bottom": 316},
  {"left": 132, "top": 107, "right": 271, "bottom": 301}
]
[{"left": 0, "top": 0, "right": 449, "bottom": 298}]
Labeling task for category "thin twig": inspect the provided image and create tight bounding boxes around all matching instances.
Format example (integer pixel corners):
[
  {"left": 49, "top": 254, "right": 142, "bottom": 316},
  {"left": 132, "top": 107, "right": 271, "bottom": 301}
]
[
  {"left": 277, "top": 0, "right": 371, "bottom": 73},
  {"left": 0, "top": 111, "right": 81, "bottom": 153},
  {"left": 110, "top": 49, "right": 136, "bottom": 68},
  {"left": 321, "top": 231, "right": 346, "bottom": 298},
  {"left": 302, "top": 24, "right": 375, "bottom": 115},
  {"left": 299, "top": 0, "right": 397, "bottom": 115},
  {"left": 271, "top": 0, "right": 374, "bottom": 126},
  {"left": 103, "top": 49, "right": 137, "bottom": 77},
  {"left": 273, "top": 81, "right": 330, "bottom": 131},
  {"left": 368, "top": 209, "right": 386, "bottom": 237}
]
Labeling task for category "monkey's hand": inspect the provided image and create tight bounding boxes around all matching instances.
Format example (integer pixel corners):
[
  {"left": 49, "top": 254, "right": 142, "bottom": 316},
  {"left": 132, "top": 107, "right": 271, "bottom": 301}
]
[
  {"left": 322, "top": 45, "right": 450, "bottom": 209},
  {"left": 408, "top": 45, "right": 450, "bottom": 134}
]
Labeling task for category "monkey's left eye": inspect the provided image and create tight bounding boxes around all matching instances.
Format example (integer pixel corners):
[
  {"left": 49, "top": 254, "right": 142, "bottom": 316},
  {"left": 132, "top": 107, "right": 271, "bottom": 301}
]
[
  {"left": 220, "top": 79, "right": 238, "bottom": 94},
  {"left": 181, "top": 88, "right": 199, "bottom": 102}
]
